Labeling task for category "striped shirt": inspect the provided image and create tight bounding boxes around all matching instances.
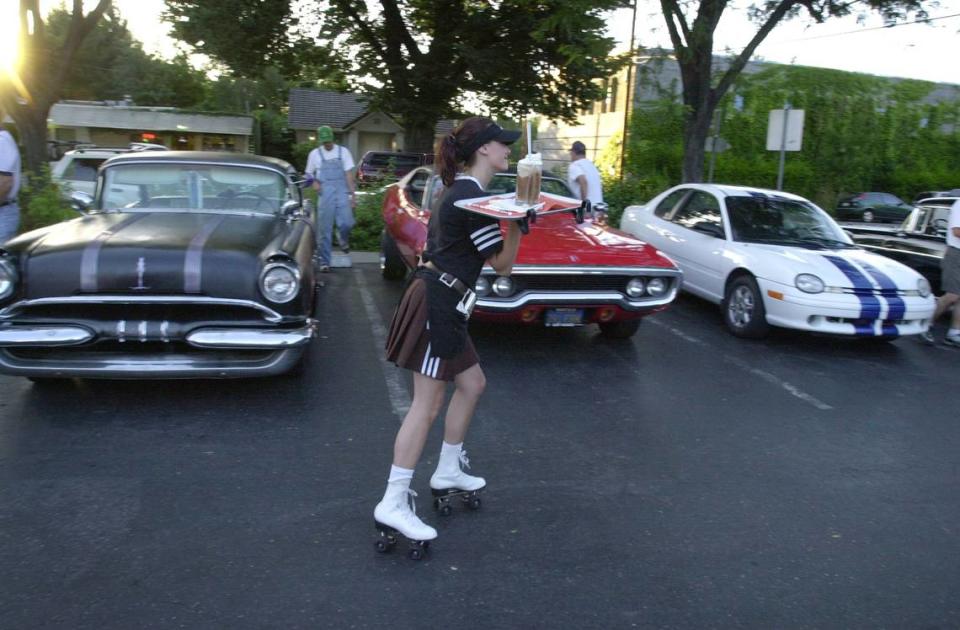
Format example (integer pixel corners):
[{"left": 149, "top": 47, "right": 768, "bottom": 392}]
[{"left": 421, "top": 177, "right": 503, "bottom": 287}]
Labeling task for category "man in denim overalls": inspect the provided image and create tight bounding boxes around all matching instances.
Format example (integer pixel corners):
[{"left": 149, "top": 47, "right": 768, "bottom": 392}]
[{"left": 305, "top": 125, "right": 356, "bottom": 272}]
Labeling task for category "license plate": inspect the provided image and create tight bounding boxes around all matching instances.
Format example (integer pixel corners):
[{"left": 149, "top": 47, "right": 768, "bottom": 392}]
[
  {"left": 544, "top": 308, "right": 585, "bottom": 327},
  {"left": 840, "top": 202, "right": 851, "bottom": 207}
]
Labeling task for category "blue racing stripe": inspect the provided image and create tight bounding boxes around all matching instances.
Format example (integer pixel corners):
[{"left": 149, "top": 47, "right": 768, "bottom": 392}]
[
  {"left": 823, "top": 255, "right": 882, "bottom": 336},
  {"left": 857, "top": 260, "right": 906, "bottom": 320}
]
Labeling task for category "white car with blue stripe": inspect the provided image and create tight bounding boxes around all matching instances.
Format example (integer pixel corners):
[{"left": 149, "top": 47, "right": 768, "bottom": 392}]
[{"left": 619, "top": 184, "right": 936, "bottom": 339}]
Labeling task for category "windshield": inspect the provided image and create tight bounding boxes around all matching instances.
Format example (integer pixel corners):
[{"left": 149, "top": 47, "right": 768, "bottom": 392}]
[
  {"left": 486, "top": 174, "right": 573, "bottom": 197},
  {"left": 726, "top": 196, "right": 854, "bottom": 248},
  {"left": 100, "top": 163, "right": 289, "bottom": 214}
]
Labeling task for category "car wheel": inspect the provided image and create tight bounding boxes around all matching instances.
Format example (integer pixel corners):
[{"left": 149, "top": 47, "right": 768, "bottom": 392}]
[
  {"left": 598, "top": 320, "right": 641, "bottom": 339},
  {"left": 862, "top": 209, "right": 875, "bottom": 222},
  {"left": 722, "top": 275, "right": 770, "bottom": 338},
  {"left": 380, "top": 230, "right": 407, "bottom": 281}
]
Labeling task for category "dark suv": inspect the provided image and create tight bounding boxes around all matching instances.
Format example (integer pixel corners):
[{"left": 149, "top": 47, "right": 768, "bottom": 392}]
[
  {"left": 357, "top": 151, "right": 432, "bottom": 184},
  {"left": 834, "top": 192, "right": 912, "bottom": 223}
]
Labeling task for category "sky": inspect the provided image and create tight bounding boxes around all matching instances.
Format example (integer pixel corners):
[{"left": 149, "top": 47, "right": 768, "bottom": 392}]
[
  {"left": 3, "top": 0, "right": 959, "bottom": 85},
  {"left": 607, "top": 1, "right": 960, "bottom": 85}
]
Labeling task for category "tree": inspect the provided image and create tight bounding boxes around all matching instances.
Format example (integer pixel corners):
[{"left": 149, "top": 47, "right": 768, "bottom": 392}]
[
  {"left": 164, "top": 0, "right": 629, "bottom": 152},
  {"left": 0, "top": 0, "right": 112, "bottom": 174},
  {"left": 45, "top": 7, "right": 208, "bottom": 109},
  {"left": 658, "top": 0, "right": 929, "bottom": 182}
]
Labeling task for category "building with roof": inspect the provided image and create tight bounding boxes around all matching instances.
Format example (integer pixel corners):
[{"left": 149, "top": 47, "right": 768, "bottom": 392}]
[
  {"left": 287, "top": 88, "right": 404, "bottom": 158},
  {"left": 287, "top": 88, "right": 457, "bottom": 157},
  {"left": 48, "top": 100, "right": 255, "bottom": 154}
]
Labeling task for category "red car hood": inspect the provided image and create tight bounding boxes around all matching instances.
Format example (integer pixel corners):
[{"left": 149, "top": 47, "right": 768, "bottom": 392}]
[{"left": 514, "top": 213, "right": 674, "bottom": 268}]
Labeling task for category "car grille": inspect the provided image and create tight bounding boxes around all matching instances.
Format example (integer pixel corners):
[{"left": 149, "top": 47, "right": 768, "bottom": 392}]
[
  {"left": 511, "top": 274, "right": 641, "bottom": 292},
  {"left": 2, "top": 300, "right": 277, "bottom": 324}
]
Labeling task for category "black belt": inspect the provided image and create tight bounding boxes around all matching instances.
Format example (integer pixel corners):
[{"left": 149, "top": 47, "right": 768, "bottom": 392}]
[
  {"left": 419, "top": 267, "right": 470, "bottom": 297},
  {"left": 0, "top": 201, "right": 12, "bottom": 208}
]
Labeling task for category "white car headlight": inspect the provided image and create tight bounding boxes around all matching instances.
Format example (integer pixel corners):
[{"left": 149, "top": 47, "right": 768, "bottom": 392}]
[
  {"left": 260, "top": 262, "right": 300, "bottom": 303},
  {"left": 795, "top": 273, "right": 825, "bottom": 294},
  {"left": 0, "top": 258, "right": 17, "bottom": 300},
  {"left": 492, "top": 276, "right": 514, "bottom": 297},
  {"left": 917, "top": 277, "right": 931, "bottom": 298},
  {"left": 475, "top": 276, "right": 491, "bottom": 297},
  {"left": 646, "top": 277, "right": 669, "bottom": 297},
  {"left": 625, "top": 277, "right": 646, "bottom": 298}
]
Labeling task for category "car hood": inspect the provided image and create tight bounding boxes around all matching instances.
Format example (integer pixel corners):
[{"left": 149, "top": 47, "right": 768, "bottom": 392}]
[
  {"left": 9, "top": 211, "right": 288, "bottom": 299},
  {"left": 515, "top": 214, "right": 676, "bottom": 269},
  {"left": 742, "top": 243, "right": 924, "bottom": 289}
]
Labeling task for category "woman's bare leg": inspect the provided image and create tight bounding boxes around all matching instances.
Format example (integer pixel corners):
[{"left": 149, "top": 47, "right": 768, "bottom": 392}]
[
  {"left": 393, "top": 372, "right": 447, "bottom": 468},
  {"left": 442, "top": 364, "right": 487, "bottom": 444}
]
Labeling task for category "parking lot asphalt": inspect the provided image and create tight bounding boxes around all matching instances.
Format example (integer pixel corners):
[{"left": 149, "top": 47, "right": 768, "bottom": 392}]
[{"left": 1, "top": 261, "right": 958, "bottom": 629}]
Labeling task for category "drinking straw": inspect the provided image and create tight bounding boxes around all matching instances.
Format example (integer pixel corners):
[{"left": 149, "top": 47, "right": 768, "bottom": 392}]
[{"left": 527, "top": 120, "right": 532, "bottom": 155}]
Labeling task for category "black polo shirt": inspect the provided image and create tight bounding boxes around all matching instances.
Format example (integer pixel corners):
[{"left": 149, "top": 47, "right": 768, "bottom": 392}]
[{"left": 422, "top": 176, "right": 504, "bottom": 286}]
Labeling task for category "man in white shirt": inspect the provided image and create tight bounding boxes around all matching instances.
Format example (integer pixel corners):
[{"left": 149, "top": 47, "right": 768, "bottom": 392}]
[
  {"left": 0, "top": 105, "right": 21, "bottom": 243},
  {"left": 305, "top": 125, "right": 356, "bottom": 272},
  {"left": 922, "top": 198, "right": 960, "bottom": 346},
  {"left": 567, "top": 141, "right": 604, "bottom": 222}
]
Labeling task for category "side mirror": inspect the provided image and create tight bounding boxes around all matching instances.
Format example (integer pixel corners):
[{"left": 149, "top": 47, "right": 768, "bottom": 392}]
[
  {"left": 70, "top": 191, "right": 94, "bottom": 213},
  {"left": 281, "top": 199, "right": 302, "bottom": 216},
  {"left": 692, "top": 221, "right": 724, "bottom": 238}
]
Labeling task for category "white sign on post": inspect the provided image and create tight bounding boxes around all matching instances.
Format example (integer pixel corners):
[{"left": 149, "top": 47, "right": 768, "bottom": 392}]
[{"left": 766, "top": 109, "right": 805, "bottom": 151}]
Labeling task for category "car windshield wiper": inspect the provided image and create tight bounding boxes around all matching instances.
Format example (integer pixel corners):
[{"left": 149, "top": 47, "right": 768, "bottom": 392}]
[
  {"left": 742, "top": 237, "right": 827, "bottom": 249},
  {"left": 796, "top": 236, "right": 858, "bottom": 249}
]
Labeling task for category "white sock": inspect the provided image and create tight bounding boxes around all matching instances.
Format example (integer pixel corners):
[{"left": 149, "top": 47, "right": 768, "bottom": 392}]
[
  {"left": 388, "top": 465, "right": 414, "bottom": 483},
  {"left": 440, "top": 441, "right": 463, "bottom": 457}
]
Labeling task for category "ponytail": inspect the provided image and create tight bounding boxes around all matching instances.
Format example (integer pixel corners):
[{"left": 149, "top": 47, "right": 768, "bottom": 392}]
[{"left": 437, "top": 134, "right": 459, "bottom": 187}]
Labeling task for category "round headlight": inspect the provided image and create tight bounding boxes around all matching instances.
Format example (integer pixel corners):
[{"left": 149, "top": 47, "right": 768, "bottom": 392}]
[
  {"left": 917, "top": 277, "right": 931, "bottom": 298},
  {"left": 475, "top": 276, "right": 491, "bottom": 297},
  {"left": 795, "top": 273, "right": 825, "bottom": 294},
  {"left": 260, "top": 262, "right": 300, "bottom": 303},
  {"left": 625, "top": 277, "right": 646, "bottom": 298},
  {"left": 646, "top": 277, "right": 669, "bottom": 297},
  {"left": 0, "top": 258, "right": 17, "bottom": 300},
  {"left": 492, "top": 276, "right": 514, "bottom": 297}
]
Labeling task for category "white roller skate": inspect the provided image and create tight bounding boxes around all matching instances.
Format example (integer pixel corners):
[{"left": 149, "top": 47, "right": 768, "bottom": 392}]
[
  {"left": 373, "top": 483, "right": 437, "bottom": 560},
  {"left": 429, "top": 449, "right": 486, "bottom": 516}
]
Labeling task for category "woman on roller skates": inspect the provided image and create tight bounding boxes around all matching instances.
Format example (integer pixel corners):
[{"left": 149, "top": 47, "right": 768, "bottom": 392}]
[{"left": 374, "top": 117, "right": 524, "bottom": 558}]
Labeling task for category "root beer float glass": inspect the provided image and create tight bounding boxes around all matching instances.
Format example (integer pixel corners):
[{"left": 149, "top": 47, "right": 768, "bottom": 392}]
[{"left": 515, "top": 152, "right": 542, "bottom": 206}]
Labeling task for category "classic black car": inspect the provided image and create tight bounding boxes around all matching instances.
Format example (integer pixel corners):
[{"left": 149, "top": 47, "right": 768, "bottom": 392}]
[
  {"left": 847, "top": 198, "right": 954, "bottom": 294},
  {"left": 0, "top": 152, "right": 317, "bottom": 379}
]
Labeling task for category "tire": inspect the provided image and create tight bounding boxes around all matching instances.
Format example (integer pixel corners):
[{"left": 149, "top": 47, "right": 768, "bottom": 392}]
[
  {"left": 380, "top": 230, "right": 407, "bottom": 281},
  {"left": 598, "top": 320, "right": 641, "bottom": 339},
  {"left": 722, "top": 275, "right": 770, "bottom": 338},
  {"left": 862, "top": 209, "right": 875, "bottom": 222}
]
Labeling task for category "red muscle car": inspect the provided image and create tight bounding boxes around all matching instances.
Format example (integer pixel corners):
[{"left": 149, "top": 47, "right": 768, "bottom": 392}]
[{"left": 379, "top": 167, "right": 682, "bottom": 338}]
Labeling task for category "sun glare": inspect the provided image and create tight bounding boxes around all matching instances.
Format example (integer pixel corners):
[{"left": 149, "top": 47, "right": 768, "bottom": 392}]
[{"left": 0, "top": 7, "right": 20, "bottom": 77}]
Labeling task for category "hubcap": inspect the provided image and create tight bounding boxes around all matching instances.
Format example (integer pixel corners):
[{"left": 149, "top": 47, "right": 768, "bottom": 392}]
[{"left": 728, "top": 285, "right": 754, "bottom": 328}]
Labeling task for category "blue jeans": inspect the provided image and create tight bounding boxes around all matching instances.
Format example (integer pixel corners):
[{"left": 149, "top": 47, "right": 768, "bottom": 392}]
[
  {"left": 0, "top": 204, "right": 19, "bottom": 243},
  {"left": 316, "top": 195, "right": 355, "bottom": 265}
]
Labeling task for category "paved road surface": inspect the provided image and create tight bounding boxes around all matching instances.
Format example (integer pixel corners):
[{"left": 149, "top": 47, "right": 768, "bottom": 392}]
[{"left": 1, "top": 263, "right": 957, "bottom": 629}]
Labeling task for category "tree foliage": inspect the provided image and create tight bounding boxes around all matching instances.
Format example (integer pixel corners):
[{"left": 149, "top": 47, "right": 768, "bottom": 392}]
[
  {"left": 623, "top": 64, "right": 960, "bottom": 209},
  {"left": 163, "top": 0, "right": 630, "bottom": 152},
  {"left": 45, "top": 7, "right": 208, "bottom": 108},
  {"left": 657, "top": 0, "right": 931, "bottom": 182}
]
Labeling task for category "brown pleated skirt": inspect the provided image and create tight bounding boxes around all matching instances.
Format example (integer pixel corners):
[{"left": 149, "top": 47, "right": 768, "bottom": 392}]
[{"left": 385, "top": 277, "right": 479, "bottom": 381}]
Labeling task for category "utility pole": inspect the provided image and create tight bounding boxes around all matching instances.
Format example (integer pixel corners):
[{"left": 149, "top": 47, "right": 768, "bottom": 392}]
[{"left": 618, "top": 0, "right": 638, "bottom": 181}]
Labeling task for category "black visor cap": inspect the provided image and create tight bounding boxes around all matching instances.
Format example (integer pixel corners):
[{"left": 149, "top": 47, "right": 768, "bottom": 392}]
[{"left": 458, "top": 124, "right": 522, "bottom": 160}]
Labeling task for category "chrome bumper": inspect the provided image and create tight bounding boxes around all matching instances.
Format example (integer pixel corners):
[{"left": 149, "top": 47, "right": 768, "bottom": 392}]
[
  {"left": 0, "top": 325, "right": 94, "bottom": 346},
  {"left": 477, "top": 287, "right": 679, "bottom": 311},
  {"left": 0, "top": 322, "right": 316, "bottom": 379},
  {"left": 186, "top": 326, "right": 315, "bottom": 349},
  {"left": 0, "top": 322, "right": 316, "bottom": 349}
]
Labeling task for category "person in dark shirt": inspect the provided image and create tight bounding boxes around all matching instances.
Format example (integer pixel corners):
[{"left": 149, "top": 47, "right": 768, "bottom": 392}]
[{"left": 375, "top": 117, "right": 523, "bottom": 549}]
